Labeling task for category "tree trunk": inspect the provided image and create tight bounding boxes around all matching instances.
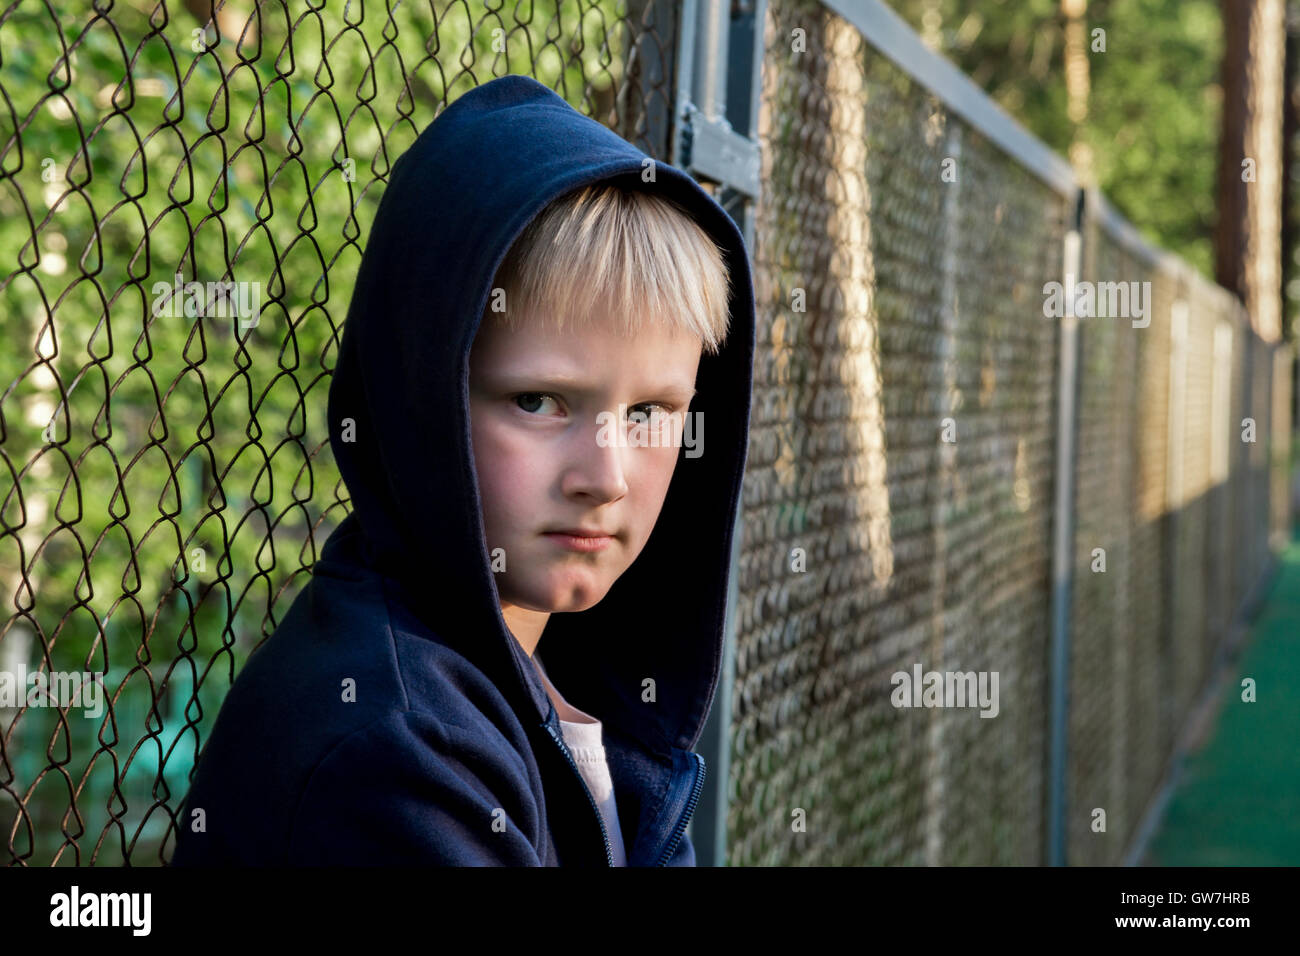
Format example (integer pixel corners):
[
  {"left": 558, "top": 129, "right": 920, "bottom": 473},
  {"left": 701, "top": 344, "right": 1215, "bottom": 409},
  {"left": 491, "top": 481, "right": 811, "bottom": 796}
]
[
  {"left": 1215, "top": 0, "right": 1286, "bottom": 343},
  {"left": 1062, "top": 0, "right": 1093, "bottom": 184},
  {"left": 1281, "top": 2, "right": 1299, "bottom": 344}
]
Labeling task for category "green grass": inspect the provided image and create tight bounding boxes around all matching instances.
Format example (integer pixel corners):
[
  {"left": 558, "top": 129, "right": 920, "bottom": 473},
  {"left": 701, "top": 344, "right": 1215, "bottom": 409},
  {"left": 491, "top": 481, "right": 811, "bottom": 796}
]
[{"left": 1146, "top": 530, "right": 1300, "bottom": 865}]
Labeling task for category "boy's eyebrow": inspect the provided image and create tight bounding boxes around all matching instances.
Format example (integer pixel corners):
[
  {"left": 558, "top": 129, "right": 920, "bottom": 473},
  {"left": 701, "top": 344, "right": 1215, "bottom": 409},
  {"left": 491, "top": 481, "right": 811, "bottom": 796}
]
[{"left": 497, "top": 374, "right": 697, "bottom": 400}]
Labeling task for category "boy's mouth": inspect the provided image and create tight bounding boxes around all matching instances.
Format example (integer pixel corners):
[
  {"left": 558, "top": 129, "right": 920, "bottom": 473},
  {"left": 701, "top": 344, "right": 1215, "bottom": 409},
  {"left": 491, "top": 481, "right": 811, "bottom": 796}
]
[{"left": 542, "top": 528, "right": 616, "bottom": 552}]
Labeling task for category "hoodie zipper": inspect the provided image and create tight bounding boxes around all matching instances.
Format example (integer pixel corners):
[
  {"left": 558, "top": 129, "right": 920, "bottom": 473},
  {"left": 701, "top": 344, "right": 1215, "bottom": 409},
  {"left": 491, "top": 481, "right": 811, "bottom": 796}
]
[
  {"left": 656, "top": 751, "right": 706, "bottom": 866},
  {"left": 544, "top": 721, "right": 615, "bottom": 866}
]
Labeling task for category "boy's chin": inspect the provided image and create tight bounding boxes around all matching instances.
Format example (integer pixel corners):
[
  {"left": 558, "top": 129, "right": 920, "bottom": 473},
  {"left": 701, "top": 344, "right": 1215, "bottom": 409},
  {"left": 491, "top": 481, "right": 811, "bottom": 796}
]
[{"left": 531, "top": 577, "right": 613, "bottom": 614}]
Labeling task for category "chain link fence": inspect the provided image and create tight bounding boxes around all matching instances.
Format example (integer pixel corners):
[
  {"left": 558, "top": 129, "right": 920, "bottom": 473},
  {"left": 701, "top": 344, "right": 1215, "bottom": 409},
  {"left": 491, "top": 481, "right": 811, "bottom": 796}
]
[
  {"left": 1062, "top": 197, "right": 1292, "bottom": 866},
  {"left": 736, "top": 0, "right": 1063, "bottom": 864},
  {"left": 0, "top": 0, "right": 679, "bottom": 866},
  {"left": 1, "top": 0, "right": 1293, "bottom": 867},
  {"left": 728, "top": 0, "right": 1293, "bottom": 865}
]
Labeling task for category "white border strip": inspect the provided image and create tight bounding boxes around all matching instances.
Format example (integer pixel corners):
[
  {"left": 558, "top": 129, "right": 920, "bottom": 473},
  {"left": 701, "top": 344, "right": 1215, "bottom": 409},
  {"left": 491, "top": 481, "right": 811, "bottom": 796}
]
[{"left": 819, "top": 0, "right": 1078, "bottom": 197}]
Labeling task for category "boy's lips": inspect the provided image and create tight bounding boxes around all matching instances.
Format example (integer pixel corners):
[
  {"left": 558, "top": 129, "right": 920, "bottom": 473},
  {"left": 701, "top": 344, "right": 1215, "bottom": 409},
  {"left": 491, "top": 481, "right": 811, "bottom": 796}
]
[{"left": 542, "top": 528, "right": 617, "bottom": 552}]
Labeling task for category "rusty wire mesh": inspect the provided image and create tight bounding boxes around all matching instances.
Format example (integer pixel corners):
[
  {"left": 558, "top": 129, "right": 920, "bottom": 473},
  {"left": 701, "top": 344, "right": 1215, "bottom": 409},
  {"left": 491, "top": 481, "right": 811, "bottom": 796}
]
[
  {"left": 734, "top": 0, "right": 1292, "bottom": 866},
  {"left": 1063, "top": 216, "right": 1291, "bottom": 865},
  {"left": 738, "top": 0, "right": 1063, "bottom": 866},
  {"left": 0, "top": 0, "right": 679, "bottom": 866}
]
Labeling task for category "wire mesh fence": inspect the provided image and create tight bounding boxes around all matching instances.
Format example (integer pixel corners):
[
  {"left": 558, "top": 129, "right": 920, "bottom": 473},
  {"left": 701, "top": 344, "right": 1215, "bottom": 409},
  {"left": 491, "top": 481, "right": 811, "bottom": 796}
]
[
  {"left": 1061, "top": 204, "right": 1291, "bottom": 866},
  {"left": 0, "top": 0, "right": 679, "bottom": 866},
  {"left": 0, "top": 0, "right": 1293, "bottom": 868},
  {"left": 737, "top": 0, "right": 1063, "bottom": 864},
  {"left": 729, "top": 0, "right": 1293, "bottom": 865}
]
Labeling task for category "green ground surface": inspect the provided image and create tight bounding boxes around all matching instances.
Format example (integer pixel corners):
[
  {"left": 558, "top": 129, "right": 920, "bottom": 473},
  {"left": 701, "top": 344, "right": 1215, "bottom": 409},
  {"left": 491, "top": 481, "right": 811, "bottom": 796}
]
[{"left": 1144, "top": 530, "right": 1300, "bottom": 865}]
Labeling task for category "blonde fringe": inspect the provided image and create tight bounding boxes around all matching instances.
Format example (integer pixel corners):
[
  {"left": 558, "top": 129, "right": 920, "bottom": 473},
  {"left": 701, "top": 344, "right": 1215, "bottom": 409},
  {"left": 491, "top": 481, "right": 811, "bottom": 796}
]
[{"left": 485, "top": 184, "right": 733, "bottom": 355}]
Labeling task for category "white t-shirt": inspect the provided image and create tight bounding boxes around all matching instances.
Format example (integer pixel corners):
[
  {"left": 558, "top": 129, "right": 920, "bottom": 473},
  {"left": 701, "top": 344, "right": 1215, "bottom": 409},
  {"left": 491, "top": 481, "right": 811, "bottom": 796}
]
[{"left": 531, "top": 651, "right": 627, "bottom": 866}]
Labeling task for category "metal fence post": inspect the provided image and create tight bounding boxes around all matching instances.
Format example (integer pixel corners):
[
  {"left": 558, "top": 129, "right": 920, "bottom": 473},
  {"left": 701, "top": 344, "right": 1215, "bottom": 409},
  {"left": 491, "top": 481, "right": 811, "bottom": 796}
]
[
  {"left": 1047, "top": 188, "right": 1085, "bottom": 867},
  {"left": 678, "top": 0, "right": 766, "bottom": 868}
]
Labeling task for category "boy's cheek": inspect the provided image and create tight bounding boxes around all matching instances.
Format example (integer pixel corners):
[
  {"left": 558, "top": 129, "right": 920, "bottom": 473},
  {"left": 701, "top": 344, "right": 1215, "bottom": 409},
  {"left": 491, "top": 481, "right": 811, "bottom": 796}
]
[{"left": 472, "top": 424, "right": 537, "bottom": 497}]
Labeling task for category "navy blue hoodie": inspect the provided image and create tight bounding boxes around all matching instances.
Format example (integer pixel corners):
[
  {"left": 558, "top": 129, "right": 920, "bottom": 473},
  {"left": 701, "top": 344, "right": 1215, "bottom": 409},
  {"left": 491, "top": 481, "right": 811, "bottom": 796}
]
[{"left": 168, "top": 74, "right": 755, "bottom": 867}]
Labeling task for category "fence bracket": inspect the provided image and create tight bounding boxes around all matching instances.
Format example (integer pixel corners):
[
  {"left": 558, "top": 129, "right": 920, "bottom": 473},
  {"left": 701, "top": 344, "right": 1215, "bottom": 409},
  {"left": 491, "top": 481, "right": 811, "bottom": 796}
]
[{"left": 676, "top": 102, "right": 762, "bottom": 199}]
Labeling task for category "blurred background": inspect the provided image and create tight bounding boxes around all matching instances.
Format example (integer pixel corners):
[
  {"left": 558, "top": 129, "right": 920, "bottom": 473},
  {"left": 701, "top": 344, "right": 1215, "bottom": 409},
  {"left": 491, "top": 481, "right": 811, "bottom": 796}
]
[{"left": 0, "top": 0, "right": 1295, "bottom": 866}]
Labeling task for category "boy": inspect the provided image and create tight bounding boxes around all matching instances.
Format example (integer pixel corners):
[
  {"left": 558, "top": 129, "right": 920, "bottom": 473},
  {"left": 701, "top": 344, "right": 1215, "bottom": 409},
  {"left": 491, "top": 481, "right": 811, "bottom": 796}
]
[{"left": 168, "top": 74, "right": 755, "bottom": 866}]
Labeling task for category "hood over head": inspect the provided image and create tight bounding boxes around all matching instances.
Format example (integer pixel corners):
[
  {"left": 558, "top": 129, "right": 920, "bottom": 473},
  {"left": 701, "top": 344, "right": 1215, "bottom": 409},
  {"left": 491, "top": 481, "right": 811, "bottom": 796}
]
[{"left": 325, "top": 74, "right": 755, "bottom": 758}]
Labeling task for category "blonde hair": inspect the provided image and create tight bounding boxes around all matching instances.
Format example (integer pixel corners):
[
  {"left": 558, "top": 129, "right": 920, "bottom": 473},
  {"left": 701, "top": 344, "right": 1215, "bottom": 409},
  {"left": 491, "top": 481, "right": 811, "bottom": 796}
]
[{"left": 484, "top": 184, "right": 733, "bottom": 355}]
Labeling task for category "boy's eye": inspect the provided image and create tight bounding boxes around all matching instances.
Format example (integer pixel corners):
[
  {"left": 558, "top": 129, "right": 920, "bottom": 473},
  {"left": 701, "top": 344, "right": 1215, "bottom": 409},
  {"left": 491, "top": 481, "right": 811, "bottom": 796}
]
[
  {"left": 628, "top": 404, "right": 678, "bottom": 436},
  {"left": 630, "top": 402, "right": 672, "bottom": 419},
  {"left": 514, "top": 393, "right": 560, "bottom": 415},
  {"left": 513, "top": 396, "right": 675, "bottom": 419}
]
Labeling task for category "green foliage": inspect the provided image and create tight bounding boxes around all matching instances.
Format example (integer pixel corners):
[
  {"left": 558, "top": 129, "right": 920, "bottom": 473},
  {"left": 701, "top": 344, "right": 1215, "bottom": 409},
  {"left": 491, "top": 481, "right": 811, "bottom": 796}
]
[
  {"left": 0, "top": 0, "right": 636, "bottom": 865},
  {"left": 1086, "top": 0, "right": 1222, "bottom": 279},
  {"left": 885, "top": 0, "right": 1223, "bottom": 278}
]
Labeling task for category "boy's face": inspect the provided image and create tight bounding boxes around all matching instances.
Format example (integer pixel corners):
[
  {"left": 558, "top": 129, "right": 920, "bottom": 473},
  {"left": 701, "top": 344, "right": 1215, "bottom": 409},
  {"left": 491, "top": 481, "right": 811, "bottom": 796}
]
[{"left": 468, "top": 302, "right": 703, "bottom": 633}]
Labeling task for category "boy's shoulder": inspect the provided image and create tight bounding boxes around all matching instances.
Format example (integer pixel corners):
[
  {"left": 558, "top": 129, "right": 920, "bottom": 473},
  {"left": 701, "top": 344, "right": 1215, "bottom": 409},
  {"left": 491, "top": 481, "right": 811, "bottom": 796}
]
[
  {"left": 170, "top": 531, "right": 544, "bottom": 864},
  {"left": 242, "top": 551, "right": 518, "bottom": 730},
  {"left": 242, "top": 516, "right": 530, "bottom": 740}
]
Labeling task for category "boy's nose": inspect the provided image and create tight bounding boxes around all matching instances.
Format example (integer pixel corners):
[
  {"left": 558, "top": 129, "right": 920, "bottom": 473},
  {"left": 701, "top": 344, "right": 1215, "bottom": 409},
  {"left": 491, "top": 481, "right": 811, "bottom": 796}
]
[{"left": 559, "top": 417, "right": 630, "bottom": 503}]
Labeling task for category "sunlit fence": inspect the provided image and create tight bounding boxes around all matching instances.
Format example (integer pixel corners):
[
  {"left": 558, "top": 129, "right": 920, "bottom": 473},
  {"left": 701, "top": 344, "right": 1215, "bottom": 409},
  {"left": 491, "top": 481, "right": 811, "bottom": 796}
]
[
  {"left": 723, "top": 0, "right": 1293, "bottom": 865},
  {"left": 0, "top": 0, "right": 1292, "bottom": 867}
]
